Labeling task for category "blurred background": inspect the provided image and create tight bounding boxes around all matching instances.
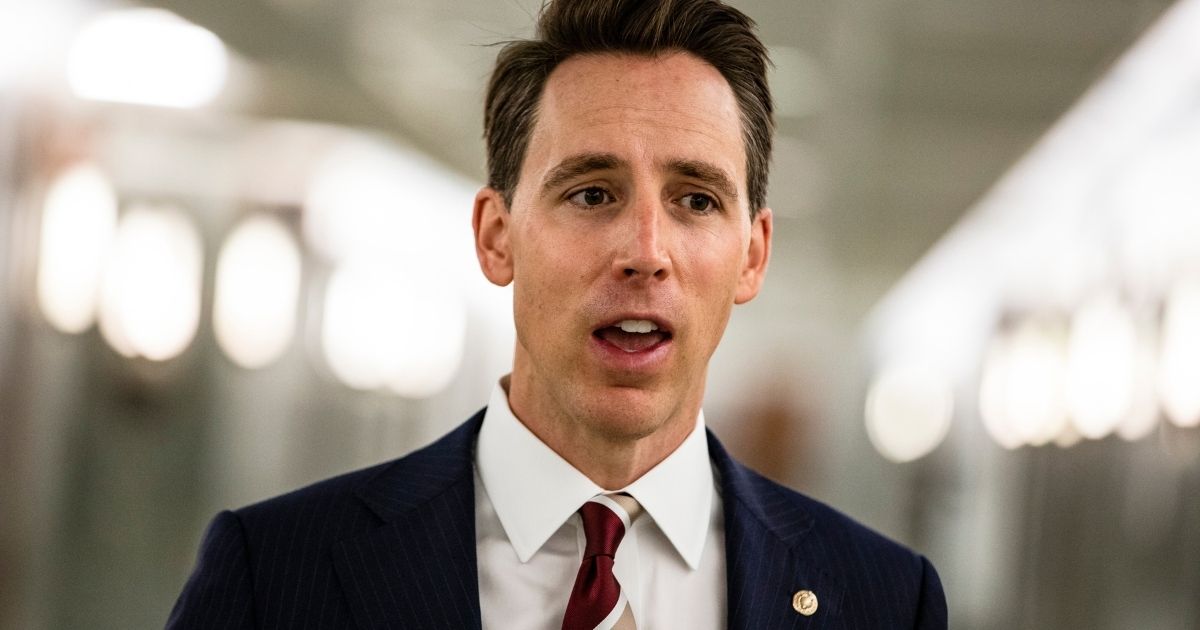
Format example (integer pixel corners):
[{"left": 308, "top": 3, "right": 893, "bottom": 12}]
[{"left": 2, "top": 0, "right": 1199, "bottom": 628}]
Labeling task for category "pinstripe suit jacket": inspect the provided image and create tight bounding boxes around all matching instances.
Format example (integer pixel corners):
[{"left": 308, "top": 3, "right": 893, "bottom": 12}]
[{"left": 167, "top": 409, "right": 947, "bottom": 629}]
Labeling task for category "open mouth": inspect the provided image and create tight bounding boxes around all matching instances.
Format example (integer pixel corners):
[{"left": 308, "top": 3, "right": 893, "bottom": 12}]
[{"left": 593, "top": 319, "right": 672, "bottom": 353}]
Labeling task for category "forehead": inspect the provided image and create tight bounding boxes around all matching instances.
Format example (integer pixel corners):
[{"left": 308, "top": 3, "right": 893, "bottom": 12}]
[
  {"left": 543, "top": 51, "right": 737, "bottom": 115},
  {"left": 523, "top": 51, "right": 746, "bottom": 190}
]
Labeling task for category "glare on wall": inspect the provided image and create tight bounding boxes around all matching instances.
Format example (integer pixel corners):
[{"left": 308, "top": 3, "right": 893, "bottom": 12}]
[
  {"left": 98, "top": 204, "right": 203, "bottom": 361},
  {"left": 37, "top": 164, "right": 118, "bottom": 334},
  {"left": 1160, "top": 277, "right": 1200, "bottom": 428},
  {"left": 320, "top": 261, "right": 466, "bottom": 398},
  {"left": 1064, "top": 294, "right": 1138, "bottom": 439},
  {"left": 213, "top": 216, "right": 302, "bottom": 369},
  {"left": 1116, "top": 334, "right": 1160, "bottom": 442},
  {"left": 979, "top": 318, "right": 1069, "bottom": 449},
  {"left": 865, "top": 362, "right": 954, "bottom": 463},
  {"left": 305, "top": 134, "right": 477, "bottom": 398}
]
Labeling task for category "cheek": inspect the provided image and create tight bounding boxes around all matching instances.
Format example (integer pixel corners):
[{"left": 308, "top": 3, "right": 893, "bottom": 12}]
[
  {"left": 514, "top": 216, "right": 583, "bottom": 264},
  {"left": 516, "top": 223, "right": 606, "bottom": 288},
  {"left": 679, "top": 243, "right": 744, "bottom": 331},
  {"left": 510, "top": 232, "right": 587, "bottom": 334},
  {"left": 681, "top": 237, "right": 746, "bottom": 292}
]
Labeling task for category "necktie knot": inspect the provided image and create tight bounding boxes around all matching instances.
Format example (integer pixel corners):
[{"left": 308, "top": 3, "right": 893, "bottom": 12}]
[
  {"left": 562, "top": 494, "right": 642, "bottom": 630},
  {"left": 580, "top": 502, "right": 625, "bottom": 558}
]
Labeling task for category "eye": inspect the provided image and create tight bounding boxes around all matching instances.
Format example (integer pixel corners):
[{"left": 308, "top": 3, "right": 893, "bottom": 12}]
[
  {"left": 568, "top": 187, "right": 613, "bottom": 207},
  {"left": 680, "top": 193, "right": 717, "bottom": 214}
]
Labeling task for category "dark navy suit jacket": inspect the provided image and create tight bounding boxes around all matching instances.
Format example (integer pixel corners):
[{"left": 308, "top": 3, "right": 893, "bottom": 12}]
[{"left": 168, "top": 409, "right": 947, "bottom": 629}]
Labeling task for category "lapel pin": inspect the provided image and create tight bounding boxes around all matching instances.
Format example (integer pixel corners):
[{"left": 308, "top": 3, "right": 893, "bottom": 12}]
[{"left": 792, "top": 589, "right": 818, "bottom": 616}]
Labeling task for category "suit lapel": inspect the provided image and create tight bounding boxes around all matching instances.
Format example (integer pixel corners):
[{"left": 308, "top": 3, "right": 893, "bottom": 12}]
[
  {"left": 329, "top": 413, "right": 842, "bottom": 629},
  {"left": 333, "top": 412, "right": 486, "bottom": 630},
  {"left": 710, "top": 432, "right": 844, "bottom": 630}
]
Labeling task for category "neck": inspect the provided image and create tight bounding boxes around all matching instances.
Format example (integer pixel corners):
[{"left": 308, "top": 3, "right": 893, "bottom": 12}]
[{"left": 503, "top": 374, "right": 700, "bottom": 490}]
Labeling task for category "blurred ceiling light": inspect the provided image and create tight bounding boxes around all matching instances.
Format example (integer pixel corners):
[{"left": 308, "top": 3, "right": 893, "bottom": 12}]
[
  {"left": 303, "top": 140, "right": 405, "bottom": 263},
  {"left": 870, "top": 0, "right": 1200, "bottom": 456},
  {"left": 1159, "top": 277, "right": 1200, "bottom": 428},
  {"left": 865, "top": 362, "right": 954, "bottom": 463},
  {"left": 865, "top": 260, "right": 998, "bottom": 391},
  {"left": 978, "top": 319, "right": 1068, "bottom": 448},
  {"left": 306, "top": 134, "right": 481, "bottom": 396},
  {"left": 1006, "top": 236, "right": 1107, "bottom": 314},
  {"left": 37, "top": 164, "right": 118, "bottom": 334},
  {"left": 302, "top": 136, "right": 476, "bottom": 268},
  {"left": 214, "top": 216, "right": 302, "bottom": 369},
  {"left": 98, "top": 204, "right": 203, "bottom": 361},
  {"left": 1110, "top": 114, "right": 1200, "bottom": 298},
  {"left": 67, "top": 8, "right": 227, "bottom": 108},
  {"left": 1065, "top": 294, "right": 1137, "bottom": 439},
  {"left": 321, "top": 261, "right": 466, "bottom": 398}
]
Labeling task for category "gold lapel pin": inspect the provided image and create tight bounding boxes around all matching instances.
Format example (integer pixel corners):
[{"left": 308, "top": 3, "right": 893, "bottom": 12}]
[{"left": 792, "top": 589, "right": 818, "bottom": 616}]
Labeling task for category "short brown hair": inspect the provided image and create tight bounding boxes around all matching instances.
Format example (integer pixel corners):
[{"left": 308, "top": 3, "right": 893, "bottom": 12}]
[{"left": 484, "top": 0, "right": 774, "bottom": 215}]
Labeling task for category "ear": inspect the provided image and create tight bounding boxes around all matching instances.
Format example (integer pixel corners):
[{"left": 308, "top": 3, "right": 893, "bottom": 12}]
[
  {"left": 734, "top": 207, "right": 772, "bottom": 304},
  {"left": 473, "top": 187, "right": 514, "bottom": 286}
]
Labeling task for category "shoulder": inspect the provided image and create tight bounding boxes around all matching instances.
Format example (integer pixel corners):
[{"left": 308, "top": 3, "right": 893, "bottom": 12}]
[
  {"left": 233, "top": 459, "right": 392, "bottom": 532},
  {"left": 740, "top": 466, "right": 926, "bottom": 569},
  {"left": 711, "top": 435, "right": 947, "bottom": 626},
  {"left": 233, "top": 409, "right": 485, "bottom": 538},
  {"left": 708, "top": 430, "right": 939, "bottom": 586}
]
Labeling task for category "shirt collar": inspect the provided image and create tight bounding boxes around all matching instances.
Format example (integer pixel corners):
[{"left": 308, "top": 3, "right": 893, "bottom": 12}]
[
  {"left": 475, "top": 378, "right": 714, "bottom": 569},
  {"left": 622, "top": 407, "right": 713, "bottom": 570}
]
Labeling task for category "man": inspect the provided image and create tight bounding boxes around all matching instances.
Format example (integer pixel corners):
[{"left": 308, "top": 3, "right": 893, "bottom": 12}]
[{"left": 169, "top": 1, "right": 947, "bottom": 628}]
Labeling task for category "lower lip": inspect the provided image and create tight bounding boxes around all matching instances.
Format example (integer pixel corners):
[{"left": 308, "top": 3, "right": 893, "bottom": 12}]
[{"left": 589, "top": 333, "right": 672, "bottom": 372}]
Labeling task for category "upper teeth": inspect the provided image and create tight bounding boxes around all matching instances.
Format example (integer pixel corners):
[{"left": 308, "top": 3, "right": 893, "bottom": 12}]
[{"left": 617, "top": 320, "right": 658, "bottom": 333}]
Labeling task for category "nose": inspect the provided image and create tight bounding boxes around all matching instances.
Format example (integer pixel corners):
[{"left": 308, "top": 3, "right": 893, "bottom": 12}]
[{"left": 612, "top": 194, "right": 671, "bottom": 282}]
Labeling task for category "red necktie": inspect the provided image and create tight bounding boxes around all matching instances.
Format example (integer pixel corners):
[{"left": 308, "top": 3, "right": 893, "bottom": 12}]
[{"left": 561, "top": 494, "right": 641, "bottom": 630}]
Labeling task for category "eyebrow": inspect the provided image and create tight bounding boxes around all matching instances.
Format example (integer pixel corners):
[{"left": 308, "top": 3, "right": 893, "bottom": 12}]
[
  {"left": 666, "top": 159, "right": 739, "bottom": 201},
  {"left": 540, "top": 153, "right": 623, "bottom": 194}
]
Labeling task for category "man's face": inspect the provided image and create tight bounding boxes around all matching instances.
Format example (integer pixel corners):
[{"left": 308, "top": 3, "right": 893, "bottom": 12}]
[{"left": 475, "top": 51, "right": 771, "bottom": 442}]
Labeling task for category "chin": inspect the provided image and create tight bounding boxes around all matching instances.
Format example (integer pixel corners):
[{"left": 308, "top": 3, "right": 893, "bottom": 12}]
[{"left": 572, "top": 385, "right": 680, "bottom": 442}]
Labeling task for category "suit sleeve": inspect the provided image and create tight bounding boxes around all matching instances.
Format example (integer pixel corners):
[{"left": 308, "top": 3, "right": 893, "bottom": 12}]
[
  {"left": 914, "top": 555, "right": 948, "bottom": 629},
  {"left": 166, "top": 510, "right": 257, "bottom": 630}
]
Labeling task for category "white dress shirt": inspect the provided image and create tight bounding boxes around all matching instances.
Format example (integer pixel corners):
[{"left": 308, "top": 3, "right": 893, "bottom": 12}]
[{"left": 474, "top": 380, "right": 726, "bottom": 630}]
